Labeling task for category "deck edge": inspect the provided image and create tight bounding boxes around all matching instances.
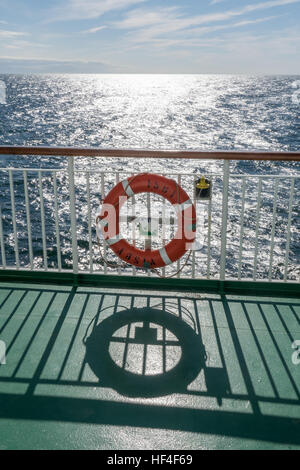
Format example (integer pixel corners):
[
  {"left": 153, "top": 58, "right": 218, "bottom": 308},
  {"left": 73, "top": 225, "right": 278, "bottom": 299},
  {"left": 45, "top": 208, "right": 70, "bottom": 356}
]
[{"left": 0, "top": 270, "right": 299, "bottom": 297}]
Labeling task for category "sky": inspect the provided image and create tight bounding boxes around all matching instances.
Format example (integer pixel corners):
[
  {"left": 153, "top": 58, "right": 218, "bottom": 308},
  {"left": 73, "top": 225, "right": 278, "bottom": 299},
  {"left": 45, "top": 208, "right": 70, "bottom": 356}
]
[{"left": 0, "top": 0, "right": 299, "bottom": 73}]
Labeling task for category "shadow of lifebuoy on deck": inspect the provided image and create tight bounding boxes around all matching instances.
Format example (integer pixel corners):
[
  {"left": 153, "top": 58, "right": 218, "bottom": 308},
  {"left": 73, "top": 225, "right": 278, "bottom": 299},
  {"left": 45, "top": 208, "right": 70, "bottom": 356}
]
[{"left": 85, "top": 307, "right": 206, "bottom": 398}]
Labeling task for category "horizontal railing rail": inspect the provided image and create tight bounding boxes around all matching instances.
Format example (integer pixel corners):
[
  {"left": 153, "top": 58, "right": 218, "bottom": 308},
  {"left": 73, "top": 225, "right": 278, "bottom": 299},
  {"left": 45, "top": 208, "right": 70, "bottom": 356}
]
[
  {"left": 0, "top": 146, "right": 299, "bottom": 284},
  {"left": 1, "top": 146, "right": 300, "bottom": 161}
]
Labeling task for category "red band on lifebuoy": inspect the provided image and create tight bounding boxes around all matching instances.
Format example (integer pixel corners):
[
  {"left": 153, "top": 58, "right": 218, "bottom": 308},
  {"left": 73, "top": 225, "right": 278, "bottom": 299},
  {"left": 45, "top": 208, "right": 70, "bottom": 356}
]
[{"left": 97, "top": 173, "right": 196, "bottom": 269}]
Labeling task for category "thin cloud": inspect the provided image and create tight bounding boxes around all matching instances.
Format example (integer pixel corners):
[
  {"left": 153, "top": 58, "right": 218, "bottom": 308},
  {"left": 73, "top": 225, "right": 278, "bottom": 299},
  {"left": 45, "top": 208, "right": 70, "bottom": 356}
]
[
  {"left": 112, "top": 6, "right": 180, "bottom": 29},
  {"left": 50, "top": 0, "right": 147, "bottom": 22},
  {"left": 81, "top": 26, "right": 107, "bottom": 34},
  {"left": 132, "top": 28, "right": 300, "bottom": 72},
  {"left": 188, "top": 15, "right": 281, "bottom": 37},
  {"left": 122, "top": 16, "right": 282, "bottom": 50},
  {"left": 115, "top": 0, "right": 300, "bottom": 33},
  {"left": 4, "top": 40, "right": 48, "bottom": 49},
  {"left": 0, "top": 30, "right": 29, "bottom": 38},
  {"left": 240, "top": 0, "right": 300, "bottom": 14},
  {"left": 113, "top": 0, "right": 299, "bottom": 45}
]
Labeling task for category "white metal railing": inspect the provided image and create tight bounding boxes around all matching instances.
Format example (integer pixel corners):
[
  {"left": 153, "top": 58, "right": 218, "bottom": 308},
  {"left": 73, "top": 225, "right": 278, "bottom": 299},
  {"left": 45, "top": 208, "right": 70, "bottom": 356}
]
[{"left": 0, "top": 148, "right": 299, "bottom": 283}]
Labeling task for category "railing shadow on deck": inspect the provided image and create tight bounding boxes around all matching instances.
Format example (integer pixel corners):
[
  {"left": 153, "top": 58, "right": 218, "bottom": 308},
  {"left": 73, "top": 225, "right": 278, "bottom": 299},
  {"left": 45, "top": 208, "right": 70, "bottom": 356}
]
[{"left": 0, "top": 284, "right": 299, "bottom": 446}]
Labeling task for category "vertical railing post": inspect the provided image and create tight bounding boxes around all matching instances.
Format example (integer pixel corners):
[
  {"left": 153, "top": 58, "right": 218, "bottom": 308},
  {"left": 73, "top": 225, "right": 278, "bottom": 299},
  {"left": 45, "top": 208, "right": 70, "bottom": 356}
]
[
  {"left": 68, "top": 156, "right": 78, "bottom": 273},
  {"left": 220, "top": 159, "right": 230, "bottom": 281},
  {"left": 9, "top": 169, "right": 19, "bottom": 269},
  {"left": 0, "top": 204, "right": 6, "bottom": 269},
  {"left": 284, "top": 178, "right": 295, "bottom": 282}
]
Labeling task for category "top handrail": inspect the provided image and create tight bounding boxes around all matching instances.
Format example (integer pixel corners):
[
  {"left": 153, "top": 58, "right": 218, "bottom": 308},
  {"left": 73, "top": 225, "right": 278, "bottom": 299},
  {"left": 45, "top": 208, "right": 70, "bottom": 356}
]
[{"left": 0, "top": 146, "right": 300, "bottom": 161}]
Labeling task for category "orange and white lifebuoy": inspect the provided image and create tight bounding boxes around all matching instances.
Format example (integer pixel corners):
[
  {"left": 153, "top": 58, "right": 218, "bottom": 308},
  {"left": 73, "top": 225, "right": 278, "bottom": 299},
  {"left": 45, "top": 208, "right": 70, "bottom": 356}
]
[{"left": 97, "top": 173, "right": 196, "bottom": 269}]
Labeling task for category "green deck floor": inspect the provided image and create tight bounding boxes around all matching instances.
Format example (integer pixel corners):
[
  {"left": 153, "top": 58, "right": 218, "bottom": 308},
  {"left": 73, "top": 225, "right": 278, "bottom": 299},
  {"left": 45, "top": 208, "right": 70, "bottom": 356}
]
[{"left": 0, "top": 280, "right": 299, "bottom": 450}]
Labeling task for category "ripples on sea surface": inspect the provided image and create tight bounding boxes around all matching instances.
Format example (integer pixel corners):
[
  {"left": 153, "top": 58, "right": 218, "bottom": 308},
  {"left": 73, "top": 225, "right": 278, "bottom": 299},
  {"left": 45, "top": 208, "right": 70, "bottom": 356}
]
[{"left": 0, "top": 74, "right": 299, "bottom": 279}]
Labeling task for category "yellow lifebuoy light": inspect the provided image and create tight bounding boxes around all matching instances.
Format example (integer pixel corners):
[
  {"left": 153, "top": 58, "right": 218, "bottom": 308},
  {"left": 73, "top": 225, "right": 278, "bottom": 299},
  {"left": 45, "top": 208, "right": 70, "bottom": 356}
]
[{"left": 195, "top": 176, "right": 211, "bottom": 200}]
